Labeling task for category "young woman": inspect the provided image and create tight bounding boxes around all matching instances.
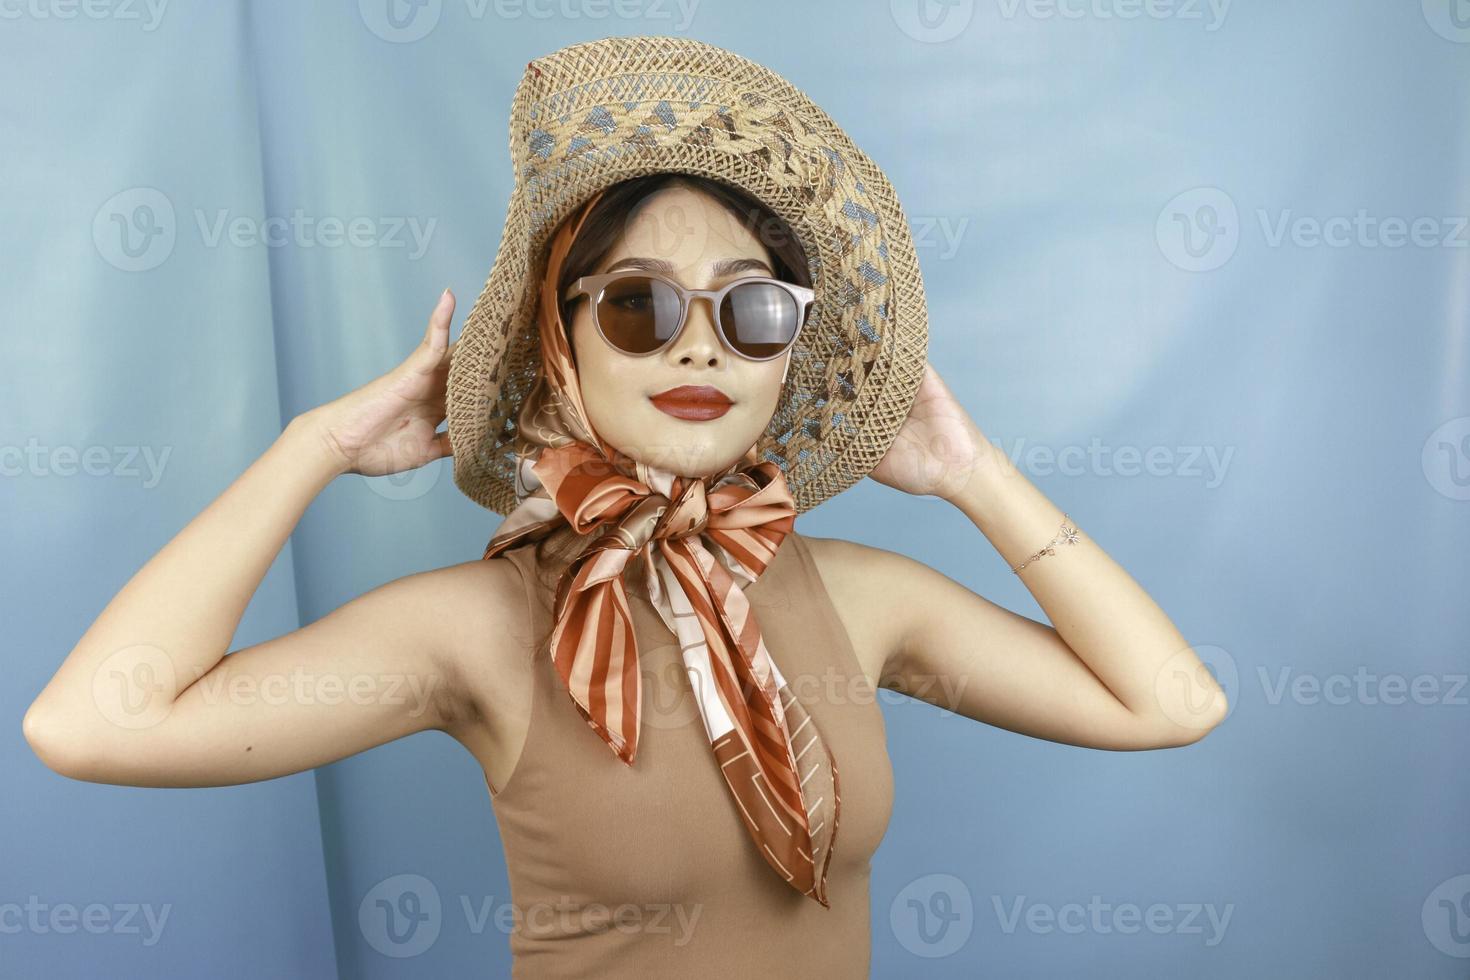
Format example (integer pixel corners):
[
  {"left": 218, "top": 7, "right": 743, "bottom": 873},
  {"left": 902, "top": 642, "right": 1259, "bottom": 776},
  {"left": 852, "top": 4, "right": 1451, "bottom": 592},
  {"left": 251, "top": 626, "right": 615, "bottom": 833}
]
[{"left": 25, "top": 38, "right": 1226, "bottom": 978}]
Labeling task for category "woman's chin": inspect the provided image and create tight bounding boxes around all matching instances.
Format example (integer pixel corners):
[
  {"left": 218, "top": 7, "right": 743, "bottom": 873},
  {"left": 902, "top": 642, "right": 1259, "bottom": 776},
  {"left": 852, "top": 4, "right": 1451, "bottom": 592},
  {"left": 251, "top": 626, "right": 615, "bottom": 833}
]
[
  {"left": 592, "top": 402, "right": 759, "bottom": 480},
  {"left": 636, "top": 447, "right": 733, "bottom": 481},
  {"left": 624, "top": 434, "right": 746, "bottom": 481}
]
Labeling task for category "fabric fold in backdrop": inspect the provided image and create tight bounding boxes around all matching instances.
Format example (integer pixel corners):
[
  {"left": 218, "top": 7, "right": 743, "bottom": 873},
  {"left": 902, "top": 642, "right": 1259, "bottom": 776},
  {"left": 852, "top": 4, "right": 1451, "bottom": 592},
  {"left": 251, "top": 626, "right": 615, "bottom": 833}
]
[{"left": 480, "top": 190, "right": 842, "bottom": 907}]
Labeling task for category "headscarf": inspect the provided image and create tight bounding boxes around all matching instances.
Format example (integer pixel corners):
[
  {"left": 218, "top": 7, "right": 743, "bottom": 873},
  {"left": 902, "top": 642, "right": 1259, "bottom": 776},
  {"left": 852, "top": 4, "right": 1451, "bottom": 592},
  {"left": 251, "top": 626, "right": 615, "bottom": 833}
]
[{"left": 481, "top": 190, "right": 841, "bottom": 908}]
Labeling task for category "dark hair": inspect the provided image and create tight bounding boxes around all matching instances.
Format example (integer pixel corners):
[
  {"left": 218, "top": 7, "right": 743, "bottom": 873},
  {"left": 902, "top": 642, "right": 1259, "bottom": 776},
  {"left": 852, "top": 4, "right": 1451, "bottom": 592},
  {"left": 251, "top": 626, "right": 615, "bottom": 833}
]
[{"left": 555, "top": 172, "right": 813, "bottom": 333}]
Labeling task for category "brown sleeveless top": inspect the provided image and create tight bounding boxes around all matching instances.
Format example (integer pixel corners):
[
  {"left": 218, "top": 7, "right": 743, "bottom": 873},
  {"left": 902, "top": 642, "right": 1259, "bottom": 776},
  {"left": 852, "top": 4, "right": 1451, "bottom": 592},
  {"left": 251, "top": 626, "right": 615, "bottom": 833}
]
[{"left": 485, "top": 529, "right": 894, "bottom": 978}]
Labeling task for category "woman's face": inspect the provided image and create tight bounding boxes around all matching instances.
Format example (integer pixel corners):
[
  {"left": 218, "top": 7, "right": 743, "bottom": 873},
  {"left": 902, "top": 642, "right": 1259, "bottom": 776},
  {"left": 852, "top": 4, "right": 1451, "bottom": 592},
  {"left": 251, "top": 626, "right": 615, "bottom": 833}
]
[{"left": 566, "top": 183, "right": 794, "bottom": 480}]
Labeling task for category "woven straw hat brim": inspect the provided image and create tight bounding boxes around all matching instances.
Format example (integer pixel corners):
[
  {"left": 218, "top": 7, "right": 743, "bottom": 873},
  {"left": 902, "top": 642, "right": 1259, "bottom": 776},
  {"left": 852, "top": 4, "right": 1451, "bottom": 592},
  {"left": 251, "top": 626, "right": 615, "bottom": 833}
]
[{"left": 446, "top": 35, "right": 928, "bottom": 516}]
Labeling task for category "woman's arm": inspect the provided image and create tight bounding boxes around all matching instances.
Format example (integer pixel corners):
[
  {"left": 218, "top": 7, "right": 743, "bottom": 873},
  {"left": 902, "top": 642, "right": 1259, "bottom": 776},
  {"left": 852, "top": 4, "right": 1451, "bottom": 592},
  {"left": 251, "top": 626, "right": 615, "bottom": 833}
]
[
  {"left": 21, "top": 289, "right": 515, "bottom": 786},
  {"left": 812, "top": 364, "right": 1228, "bottom": 751}
]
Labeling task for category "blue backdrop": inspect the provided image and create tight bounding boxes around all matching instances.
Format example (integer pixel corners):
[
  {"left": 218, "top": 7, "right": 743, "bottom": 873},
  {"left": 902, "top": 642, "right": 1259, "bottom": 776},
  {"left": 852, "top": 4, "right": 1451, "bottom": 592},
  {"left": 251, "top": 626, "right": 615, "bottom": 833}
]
[{"left": 4, "top": 2, "right": 1468, "bottom": 977}]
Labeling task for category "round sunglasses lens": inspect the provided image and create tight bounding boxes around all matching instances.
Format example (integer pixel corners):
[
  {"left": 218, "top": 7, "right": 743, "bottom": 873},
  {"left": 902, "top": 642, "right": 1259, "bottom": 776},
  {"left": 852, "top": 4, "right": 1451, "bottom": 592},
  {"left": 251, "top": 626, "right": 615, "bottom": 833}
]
[
  {"left": 596, "top": 275, "right": 682, "bottom": 354},
  {"left": 720, "top": 282, "right": 802, "bottom": 359}
]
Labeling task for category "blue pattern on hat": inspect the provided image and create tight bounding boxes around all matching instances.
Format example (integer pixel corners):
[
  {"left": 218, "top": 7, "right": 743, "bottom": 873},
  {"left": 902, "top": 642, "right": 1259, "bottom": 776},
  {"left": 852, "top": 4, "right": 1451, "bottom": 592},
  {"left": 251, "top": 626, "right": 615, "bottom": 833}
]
[
  {"left": 529, "top": 129, "right": 555, "bottom": 159},
  {"left": 585, "top": 105, "right": 616, "bottom": 133},
  {"left": 842, "top": 199, "right": 878, "bottom": 229}
]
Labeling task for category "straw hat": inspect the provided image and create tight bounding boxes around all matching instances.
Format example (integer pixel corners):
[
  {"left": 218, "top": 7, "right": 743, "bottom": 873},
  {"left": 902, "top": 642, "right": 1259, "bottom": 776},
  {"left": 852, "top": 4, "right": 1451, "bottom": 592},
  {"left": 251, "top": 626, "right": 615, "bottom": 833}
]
[{"left": 446, "top": 35, "right": 928, "bottom": 515}]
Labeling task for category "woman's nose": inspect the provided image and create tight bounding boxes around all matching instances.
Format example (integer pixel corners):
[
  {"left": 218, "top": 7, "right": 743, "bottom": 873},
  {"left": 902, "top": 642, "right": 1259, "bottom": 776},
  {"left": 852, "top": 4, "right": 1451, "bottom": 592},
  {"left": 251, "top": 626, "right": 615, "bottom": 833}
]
[{"left": 665, "top": 295, "right": 723, "bottom": 366}]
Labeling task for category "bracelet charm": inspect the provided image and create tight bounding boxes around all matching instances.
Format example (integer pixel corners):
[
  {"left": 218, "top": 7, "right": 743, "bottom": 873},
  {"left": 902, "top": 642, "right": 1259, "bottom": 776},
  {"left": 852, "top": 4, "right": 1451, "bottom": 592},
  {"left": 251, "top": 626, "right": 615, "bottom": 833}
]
[{"left": 1010, "top": 513, "right": 1081, "bottom": 574}]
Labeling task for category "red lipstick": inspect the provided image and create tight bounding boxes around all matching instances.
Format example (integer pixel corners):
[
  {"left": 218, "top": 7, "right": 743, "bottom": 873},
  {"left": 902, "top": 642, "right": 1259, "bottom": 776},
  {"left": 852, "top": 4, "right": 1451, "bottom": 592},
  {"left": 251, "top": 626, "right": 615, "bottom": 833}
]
[{"left": 649, "top": 384, "right": 733, "bottom": 421}]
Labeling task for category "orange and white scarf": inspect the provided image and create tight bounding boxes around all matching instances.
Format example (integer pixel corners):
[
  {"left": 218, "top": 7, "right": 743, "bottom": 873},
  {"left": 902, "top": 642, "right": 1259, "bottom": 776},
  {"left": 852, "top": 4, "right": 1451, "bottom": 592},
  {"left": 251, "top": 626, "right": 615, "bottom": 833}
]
[{"left": 480, "top": 191, "right": 840, "bottom": 907}]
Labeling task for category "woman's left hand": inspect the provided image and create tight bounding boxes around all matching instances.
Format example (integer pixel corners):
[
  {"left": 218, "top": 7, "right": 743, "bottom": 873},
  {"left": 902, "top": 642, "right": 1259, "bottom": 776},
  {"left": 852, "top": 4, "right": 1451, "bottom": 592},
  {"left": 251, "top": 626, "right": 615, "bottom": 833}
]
[{"left": 867, "top": 362, "right": 991, "bottom": 500}]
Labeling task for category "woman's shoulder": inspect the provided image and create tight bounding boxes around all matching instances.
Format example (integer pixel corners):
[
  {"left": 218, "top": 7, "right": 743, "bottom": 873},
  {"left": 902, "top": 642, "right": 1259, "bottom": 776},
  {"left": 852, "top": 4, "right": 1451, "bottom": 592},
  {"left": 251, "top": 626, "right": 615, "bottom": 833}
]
[
  {"left": 414, "top": 553, "right": 539, "bottom": 728},
  {"left": 789, "top": 532, "right": 924, "bottom": 685},
  {"left": 432, "top": 550, "right": 534, "bottom": 616},
  {"left": 794, "top": 531, "right": 914, "bottom": 584}
]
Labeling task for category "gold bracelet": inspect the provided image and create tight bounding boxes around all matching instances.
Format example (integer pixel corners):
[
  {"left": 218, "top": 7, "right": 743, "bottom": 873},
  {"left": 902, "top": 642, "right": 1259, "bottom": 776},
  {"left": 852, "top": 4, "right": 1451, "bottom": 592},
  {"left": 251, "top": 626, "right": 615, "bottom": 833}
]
[{"left": 1010, "top": 513, "right": 1081, "bottom": 574}]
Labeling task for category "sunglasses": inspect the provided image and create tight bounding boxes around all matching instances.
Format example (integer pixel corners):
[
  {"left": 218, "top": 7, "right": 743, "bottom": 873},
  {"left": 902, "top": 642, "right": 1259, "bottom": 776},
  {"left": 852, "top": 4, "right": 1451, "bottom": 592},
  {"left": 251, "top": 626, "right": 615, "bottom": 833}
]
[{"left": 562, "top": 271, "right": 814, "bottom": 362}]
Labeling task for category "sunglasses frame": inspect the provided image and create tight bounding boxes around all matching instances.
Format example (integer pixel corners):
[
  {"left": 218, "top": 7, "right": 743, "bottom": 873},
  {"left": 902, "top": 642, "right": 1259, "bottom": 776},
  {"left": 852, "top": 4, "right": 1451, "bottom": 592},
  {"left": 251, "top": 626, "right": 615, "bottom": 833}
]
[{"left": 562, "top": 270, "right": 815, "bottom": 362}]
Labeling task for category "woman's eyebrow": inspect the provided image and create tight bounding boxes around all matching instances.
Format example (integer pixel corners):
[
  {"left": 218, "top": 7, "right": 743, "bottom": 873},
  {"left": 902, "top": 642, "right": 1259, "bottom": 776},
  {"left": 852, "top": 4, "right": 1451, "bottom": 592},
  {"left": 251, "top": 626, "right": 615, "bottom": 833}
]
[{"left": 602, "top": 255, "right": 776, "bottom": 278}]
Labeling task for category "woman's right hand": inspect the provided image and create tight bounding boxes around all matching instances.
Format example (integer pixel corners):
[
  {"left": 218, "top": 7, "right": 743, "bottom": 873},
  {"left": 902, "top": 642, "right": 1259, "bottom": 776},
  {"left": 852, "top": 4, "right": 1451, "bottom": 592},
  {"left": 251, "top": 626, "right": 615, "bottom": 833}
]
[
  {"left": 304, "top": 288, "right": 458, "bottom": 477},
  {"left": 22, "top": 287, "right": 542, "bottom": 791}
]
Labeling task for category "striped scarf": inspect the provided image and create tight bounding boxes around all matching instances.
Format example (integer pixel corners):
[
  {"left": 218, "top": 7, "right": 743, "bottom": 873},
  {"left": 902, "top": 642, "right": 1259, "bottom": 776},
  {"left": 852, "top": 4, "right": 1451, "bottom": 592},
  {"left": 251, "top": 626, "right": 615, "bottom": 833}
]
[{"left": 480, "top": 191, "right": 841, "bottom": 907}]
